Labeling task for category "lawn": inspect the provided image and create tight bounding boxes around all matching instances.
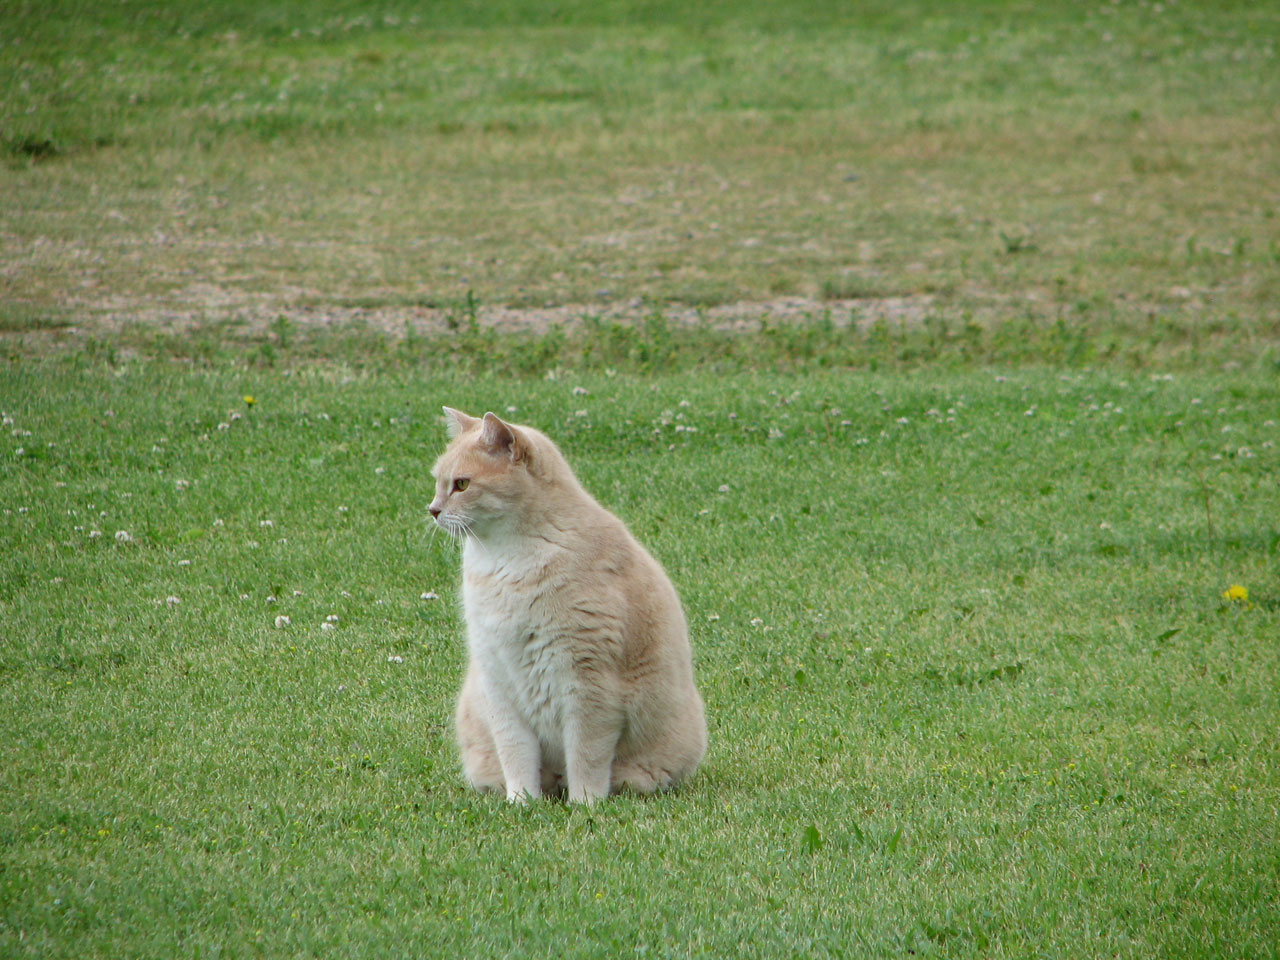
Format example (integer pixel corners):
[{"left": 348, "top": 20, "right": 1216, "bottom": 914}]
[
  {"left": 2, "top": 1, "right": 1279, "bottom": 958},
  {"left": 3, "top": 361, "right": 1278, "bottom": 957}
]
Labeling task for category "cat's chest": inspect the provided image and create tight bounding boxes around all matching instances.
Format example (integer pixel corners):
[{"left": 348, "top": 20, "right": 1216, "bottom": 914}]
[{"left": 462, "top": 551, "right": 576, "bottom": 727}]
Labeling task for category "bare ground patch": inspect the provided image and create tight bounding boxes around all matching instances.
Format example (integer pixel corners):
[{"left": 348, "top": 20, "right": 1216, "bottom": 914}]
[{"left": 36, "top": 289, "right": 940, "bottom": 342}]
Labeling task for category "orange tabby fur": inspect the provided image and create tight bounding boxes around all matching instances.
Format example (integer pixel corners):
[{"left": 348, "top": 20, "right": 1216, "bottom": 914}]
[{"left": 429, "top": 408, "right": 706, "bottom": 803}]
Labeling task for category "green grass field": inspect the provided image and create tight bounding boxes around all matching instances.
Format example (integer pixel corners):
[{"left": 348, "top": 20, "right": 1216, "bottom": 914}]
[{"left": 3, "top": 1, "right": 1279, "bottom": 957}]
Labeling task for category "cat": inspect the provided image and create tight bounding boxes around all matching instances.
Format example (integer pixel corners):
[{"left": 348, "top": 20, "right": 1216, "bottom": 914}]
[{"left": 428, "top": 407, "right": 707, "bottom": 804}]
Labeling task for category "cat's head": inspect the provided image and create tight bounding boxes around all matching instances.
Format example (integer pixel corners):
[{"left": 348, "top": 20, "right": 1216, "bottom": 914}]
[{"left": 429, "top": 407, "right": 553, "bottom": 539}]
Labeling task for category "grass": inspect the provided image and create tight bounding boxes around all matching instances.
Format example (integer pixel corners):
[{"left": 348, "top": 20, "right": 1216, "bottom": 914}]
[
  {"left": 3, "top": 1, "right": 1280, "bottom": 956},
  {"left": 3, "top": 359, "right": 1279, "bottom": 958},
  {"left": 1, "top": 0, "right": 1278, "bottom": 324}
]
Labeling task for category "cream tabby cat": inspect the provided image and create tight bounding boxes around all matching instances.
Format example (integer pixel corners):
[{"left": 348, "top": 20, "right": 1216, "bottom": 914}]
[{"left": 429, "top": 407, "right": 706, "bottom": 804}]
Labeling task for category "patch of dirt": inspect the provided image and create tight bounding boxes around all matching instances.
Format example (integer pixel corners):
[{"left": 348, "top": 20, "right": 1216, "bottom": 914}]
[{"left": 62, "top": 289, "right": 938, "bottom": 339}]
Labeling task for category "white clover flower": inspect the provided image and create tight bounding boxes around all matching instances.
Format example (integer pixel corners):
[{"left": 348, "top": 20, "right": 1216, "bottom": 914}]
[
  {"left": 292, "top": 590, "right": 302, "bottom": 597},
  {"left": 387, "top": 655, "right": 404, "bottom": 664},
  {"left": 572, "top": 386, "right": 589, "bottom": 396},
  {"left": 175, "top": 480, "right": 189, "bottom": 490},
  {"left": 177, "top": 559, "right": 191, "bottom": 567},
  {"left": 274, "top": 615, "right": 291, "bottom": 629},
  {"left": 259, "top": 519, "right": 274, "bottom": 528},
  {"left": 338, "top": 505, "right": 349, "bottom": 513},
  {"left": 718, "top": 484, "right": 730, "bottom": 493},
  {"left": 896, "top": 417, "right": 910, "bottom": 424},
  {"left": 750, "top": 617, "right": 764, "bottom": 627},
  {"left": 707, "top": 614, "right": 720, "bottom": 622},
  {"left": 321, "top": 622, "right": 337, "bottom": 632},
  {"left": 239, "top": 594, "right": 250, "bottom": 600},
  {"left": 421, "top": 591, "right": 439, "bottom": 601},
  {"left": 266, "top": 595, "right": 277, "bottom": 603},
  {"left": 114, "top": 530, "right": 132, "bottom": 542},
  {"left": 89, "top": 529, "right": 102, "bottom": 539},
  {"left": 165, "top": 596, "right": 181, "bottom": 605},
  {"left": 326, "top": 614, "right": 339, "bottom": 623},
  {"left": 14, "top": 448, "right": 24, "bottom": 457},
  {"left": 375, "top": 467, "right": 386, "bottom": 475},
  {"left": 213, "top": 518, "right": 224, "bottom": 527},
  {"left": 217, "top": 422, "right": 230, "bottom": 431}
]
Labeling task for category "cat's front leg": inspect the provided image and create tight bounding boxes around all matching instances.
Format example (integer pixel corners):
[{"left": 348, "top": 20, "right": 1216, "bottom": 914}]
[
  {"left": 480, "top": 687, "right": 543, "bottom": 802},
  {"left": 564, "top": 710, "right": 623, "bottom": 804}
]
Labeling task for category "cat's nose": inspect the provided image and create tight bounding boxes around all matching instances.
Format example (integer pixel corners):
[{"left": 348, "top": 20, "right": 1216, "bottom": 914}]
[{"left": 429, "top": 506, "right": 441, "bottom": 519}]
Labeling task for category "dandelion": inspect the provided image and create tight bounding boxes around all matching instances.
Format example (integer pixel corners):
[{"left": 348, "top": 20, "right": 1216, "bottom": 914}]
[
  {"left": 114, "top": 530, "right": 132, "bottom": 542},
  {"left": 274, "top": 615, "right": 291, "bottom": 629},
  {"left": 244, "top": 395, "right": 256, "bottom": 406},
  {"left": 1222, "top": 585, "right": 1249, "bottom": 603}
]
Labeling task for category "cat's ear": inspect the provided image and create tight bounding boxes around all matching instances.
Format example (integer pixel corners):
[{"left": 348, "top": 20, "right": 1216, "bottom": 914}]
[
  {"left": 442, "top": 406, "right": 480, "bottom": 439},
  {"left": 479, "top": 412, "right": 527, "bottom": 461}
]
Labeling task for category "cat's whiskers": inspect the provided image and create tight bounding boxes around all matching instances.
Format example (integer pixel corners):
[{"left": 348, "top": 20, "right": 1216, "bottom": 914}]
[{"left": 457, "top": 516, "right": 491, "bottom": 559}]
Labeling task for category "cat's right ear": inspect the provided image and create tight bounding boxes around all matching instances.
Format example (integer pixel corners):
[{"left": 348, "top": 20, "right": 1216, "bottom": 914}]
[{"left": 442, "top": 406, "right": 480, "bottom": 439}]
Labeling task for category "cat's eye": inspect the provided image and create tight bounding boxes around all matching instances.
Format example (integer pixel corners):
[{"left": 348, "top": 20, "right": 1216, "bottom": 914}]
[{"left": 452, "top": 478, "right": 470, "bottom": 492}]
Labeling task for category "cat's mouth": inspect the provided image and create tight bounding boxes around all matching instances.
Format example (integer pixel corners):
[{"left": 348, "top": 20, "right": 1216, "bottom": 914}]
[{"left": 434, "top": 513, "right": 476, "bottom": 541}]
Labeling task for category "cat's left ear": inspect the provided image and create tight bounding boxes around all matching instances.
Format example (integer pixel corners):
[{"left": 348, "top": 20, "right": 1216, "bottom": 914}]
[
  {"left": 479, "top": 412, "right": 528, "bottom": 462},
  {"left": 442, "top": 406, "right": 480, "bottom": 439}
]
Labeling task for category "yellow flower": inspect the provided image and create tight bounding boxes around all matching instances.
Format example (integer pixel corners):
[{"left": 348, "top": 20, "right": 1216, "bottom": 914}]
[
  {"left": 1222, "top": 585, "right": 1249, "bottom": 602},
  {"left": 244, "top": 395, "right": 256, "bottom": 406}
]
